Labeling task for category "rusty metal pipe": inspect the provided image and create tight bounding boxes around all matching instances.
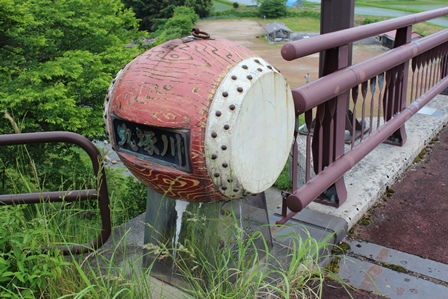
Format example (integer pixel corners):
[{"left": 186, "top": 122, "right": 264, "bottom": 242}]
[
  {"left": 0, "top": 189, "right": 98, "bottom": 205},
  {"left": 0, "top": 132, "right": 102, "bottom": 174},
  {"left": 285, "top": 76, "right": 448, "bottom": 214},
  {"left": 292, "top": 29, "right": 448, "bottom": 113},
  {"left": 0, "top": 131, "right": 111, "bottom": 254},
  {"left": 281, "top": 7, "right": 448, "bottom": 61}
]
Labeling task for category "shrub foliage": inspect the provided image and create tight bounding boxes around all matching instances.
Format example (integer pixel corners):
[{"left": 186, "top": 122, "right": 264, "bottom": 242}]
[{"left": 259, "top": 0, "right": 288, "bottom": 18}]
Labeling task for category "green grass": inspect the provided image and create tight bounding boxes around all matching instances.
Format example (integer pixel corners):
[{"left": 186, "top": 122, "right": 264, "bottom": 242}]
[
  {"left": 270, "top": 16, "right": 320, "bottom": 32},
  {"left": 0, "top": 132, "right": 352, "bottom": 298},
  {"left": 213, "top": 0, "right": 233, "bottom": 11},
  {"left": 356, "top": 0, "right": 447, "bottom": 6},
  {"left": 51, "top": 221, "right": 353, "bottom": 299},
  {"left": 1, "top": 183, "right": 354, "bottom": 298},
  {"left": 274, "top": 161, "right": 293, "bottom": 191},
  {"left": 0, "top": 128, "right": 353, "bottom": 298},
  {"left": 355, "top": 0, "right": 448, "bottom": 13}
]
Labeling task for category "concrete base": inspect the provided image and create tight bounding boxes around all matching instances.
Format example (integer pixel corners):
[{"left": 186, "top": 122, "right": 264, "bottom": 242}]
[{"left": 142, "top": 189, "right": 273, "bottom": 289}]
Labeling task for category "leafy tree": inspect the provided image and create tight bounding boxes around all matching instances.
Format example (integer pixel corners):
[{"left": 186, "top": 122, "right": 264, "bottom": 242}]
[
  {"left": 0, "top": 0, "right": 147, "bottom": 197},
  {"left": 185, "top": 0, "right": 213, "bottom": 18},
  {"left": 153, "top": 6, "right": 199, "bottom": 45},
  {"left": 259, "top": 0, "right": 287, "bottom": 18},
  {"left": 121, "top": 0, "right": 176, "bottom": 31},
  {"left": 0, "top": 0, "right": 146, "bottom": 138},
  {"left": 122, "top": 0, "right": 211, "bottom": 31}
]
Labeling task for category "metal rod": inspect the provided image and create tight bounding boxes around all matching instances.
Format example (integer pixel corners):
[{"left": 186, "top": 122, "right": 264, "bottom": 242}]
[
  {"left": 281, "top": 7, "right": 448, "bottom": 61},
  {"left": 291, "top": 29, "right": 448, "bottom": 113},
  {"left": 0, "top": 189, "right": 98, "bottom": 205}
]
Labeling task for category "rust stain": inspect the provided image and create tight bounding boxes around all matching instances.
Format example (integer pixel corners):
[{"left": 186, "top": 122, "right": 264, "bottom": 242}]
[
  {"left": 376, "top": 247, "right": 390, "bottom": 262},
  {"left": 359, "top": 264, "right": 383, "bottom": 291}
]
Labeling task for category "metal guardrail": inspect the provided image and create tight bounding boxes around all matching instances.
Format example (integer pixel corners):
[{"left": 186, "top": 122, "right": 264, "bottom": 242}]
[
  {"left": 276, "top": 8, "right": 448, "bottom": 224},
  {"left": 281, "top": 7, "right": 448, "bottom": 61},
  {"left": 0, "top": 131, "right": 111, "bottom": 254}
]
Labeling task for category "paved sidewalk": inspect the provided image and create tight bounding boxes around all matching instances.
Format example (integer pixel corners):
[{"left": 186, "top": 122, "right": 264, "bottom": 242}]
[
  {"left": 336, "top": 122, "right": 448, "bottom": 298},
  {"left": 316, "top": 94, "right": 448, "bottom": 298}
]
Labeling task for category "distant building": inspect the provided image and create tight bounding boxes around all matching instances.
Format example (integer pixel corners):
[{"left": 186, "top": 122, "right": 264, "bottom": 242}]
[
  {"left": 287, "top": 0, "right": 304, "bottom": 7},
  {"left": 265, "top": 22, "right": 293, "bottom": 43},
  {"left": 377, "top": 30, "right": 422, "bottom": 49}
]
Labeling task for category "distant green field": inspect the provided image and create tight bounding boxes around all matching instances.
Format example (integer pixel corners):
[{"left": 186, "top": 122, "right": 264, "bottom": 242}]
[
  {"left": 356, "top": 0, "right": 446, "bottom": 4},
  {"left": 213, "top": 0, "right": 234, "bottom": 11},
  {"left": 355, "top": 0, "right": 447, "bottom": 13},
  {"left": 271, "top": 17, "right": 320, "bottom": 32},
  {"left": 210, "top": 0, "right": 445, "bottom": 35}
]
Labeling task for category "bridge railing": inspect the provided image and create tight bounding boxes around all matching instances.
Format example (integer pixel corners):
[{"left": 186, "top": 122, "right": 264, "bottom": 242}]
[{"left": 277, "top": 7, "right": 448, "bottom": 224}]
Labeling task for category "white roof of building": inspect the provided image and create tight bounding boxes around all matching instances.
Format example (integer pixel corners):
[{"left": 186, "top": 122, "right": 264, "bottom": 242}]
[{"left": 265, "top": 22, "right": 292, "bottom": 34}]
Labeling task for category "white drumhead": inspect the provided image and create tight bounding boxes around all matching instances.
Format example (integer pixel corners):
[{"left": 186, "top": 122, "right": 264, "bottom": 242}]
[{"left": 205, "top": 57, "right": 295, "bottom": 199}]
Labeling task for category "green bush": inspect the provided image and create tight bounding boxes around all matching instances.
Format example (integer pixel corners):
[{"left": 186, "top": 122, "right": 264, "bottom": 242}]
[
  {"left": 259, "top": 0, "right": 287, "bottom": 18},
  {"left": 0, "top": 205, "right": 68, "bottom": 298},
  {"left": 152, "top": 6, "right": 199, "bottom": 45},
  {"left": 211, "top": 8, "right": 259, "bottom": 18},
  {"left": 286, "top": 9, "right": 320, "bottom": 19},
  {"left": 362, "top": 17, "right": 385, "bottom": 25},
  {"left": 274, "top": 160, "right": 292, "bottom": 191},
  {"left": 173, "top": 5, "right": 199, "bottom": 24},
  {"left": 106, "top": 168, "right": 147, "bottom": 226},
  {"left": 233, "top": 2, "right": 239, "bottom": 8}
]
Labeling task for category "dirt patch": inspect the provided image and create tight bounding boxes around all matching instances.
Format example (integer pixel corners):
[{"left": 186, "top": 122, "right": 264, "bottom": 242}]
[
  {"left": 196, "top": 20, "right": 266, "bottom": 48},
  {"left": 196, "top": 20, "right": 387, "bottom": 89}
]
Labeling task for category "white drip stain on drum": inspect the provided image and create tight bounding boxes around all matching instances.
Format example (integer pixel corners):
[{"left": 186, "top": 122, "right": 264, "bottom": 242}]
[{"left": 173, "top": 200, "right": 189, "bottom": 259}]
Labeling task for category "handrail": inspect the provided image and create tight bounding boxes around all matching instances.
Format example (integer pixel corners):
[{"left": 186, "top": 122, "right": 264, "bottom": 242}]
[
  {"left": 276, "top": 7, "right": 448, "bottom": 224},
  {"left": 0, "top": 131, "right": 111, "bottom": 255},
  {"left": 281, "top": 7, "right": 448, "bottom": 61},
  {"left": 292, "top": 28, "right": 448, "bottom": 113},
  {"left": 282, "top": 76, "right": 448, "bottom": 216}
]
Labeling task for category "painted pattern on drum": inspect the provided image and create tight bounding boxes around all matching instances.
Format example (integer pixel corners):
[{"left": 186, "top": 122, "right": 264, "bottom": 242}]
[
  {"left": 118, "top": 152, "right": 223, "bottom": 202},
  {"left": 105, "top": 38, "right": 261, "bottom": 202}
]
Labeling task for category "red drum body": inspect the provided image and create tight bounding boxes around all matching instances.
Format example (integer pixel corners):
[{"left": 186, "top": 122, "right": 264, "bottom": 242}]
[{"left": 104, "top": 38, "right": 295, "bottom": 202}]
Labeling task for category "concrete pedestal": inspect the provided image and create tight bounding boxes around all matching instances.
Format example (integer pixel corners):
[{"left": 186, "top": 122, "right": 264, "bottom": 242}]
[{"left": 143, "top": 188, "right": 272, "bottom": 288}]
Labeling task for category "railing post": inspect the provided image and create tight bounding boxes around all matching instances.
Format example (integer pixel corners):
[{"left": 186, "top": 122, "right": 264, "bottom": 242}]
[
  {"left": 383, "top": 26, "right": 412, "bottom": 146},
  {"left": 310, "top": 0, "right": 353, "bottom": 207}
]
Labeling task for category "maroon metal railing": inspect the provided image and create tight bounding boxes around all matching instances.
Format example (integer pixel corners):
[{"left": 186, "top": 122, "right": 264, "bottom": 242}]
[
  {"left": 0, "top": 132, "right": 111, "bottom": 254},
  {"left": 277, "top": 7, "right": 448, "bottom": 224}
]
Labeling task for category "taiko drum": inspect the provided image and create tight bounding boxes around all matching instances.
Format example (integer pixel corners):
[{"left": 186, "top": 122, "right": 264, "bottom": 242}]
[{"left": 104, "top": 37, "right": 295, "bottom": 202}]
